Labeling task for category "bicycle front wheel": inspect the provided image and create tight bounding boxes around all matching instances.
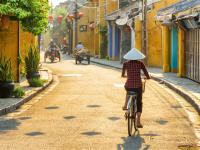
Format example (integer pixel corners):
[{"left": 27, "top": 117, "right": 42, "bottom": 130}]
[{"left": 128, "top": 112, "right": 133, "bottom": 136}]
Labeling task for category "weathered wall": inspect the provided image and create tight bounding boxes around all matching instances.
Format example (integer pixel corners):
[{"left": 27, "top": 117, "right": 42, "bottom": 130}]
[
  {"left": 135, "top": 0, "right": 179, "bottom": 67},
  {"left": 0, "top": 20, "right": 19, "bottom": 81},
  {"left": 19, "top": 24, "right": 37, "bottom": 75},
  {"left": 77, "top": 4, "right": 98, "bottom": 55}
]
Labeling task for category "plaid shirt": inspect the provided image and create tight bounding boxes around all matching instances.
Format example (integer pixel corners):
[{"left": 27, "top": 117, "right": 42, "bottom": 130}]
[{"left": 122, "top": 60, "right": 150, "bottom": 88}]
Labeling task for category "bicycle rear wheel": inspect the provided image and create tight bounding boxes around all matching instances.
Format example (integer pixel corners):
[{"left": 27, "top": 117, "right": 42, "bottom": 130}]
[{"left": 128, "top": 112, "right": 133, "bottom": 136}]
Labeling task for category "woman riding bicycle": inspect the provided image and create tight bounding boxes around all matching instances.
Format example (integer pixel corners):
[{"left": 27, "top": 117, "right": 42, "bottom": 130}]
[{"left": 122, "top": 48, "right": 151, "bottom": 128}]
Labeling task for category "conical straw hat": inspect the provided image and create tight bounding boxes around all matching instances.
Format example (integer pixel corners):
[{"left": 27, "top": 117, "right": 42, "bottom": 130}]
[{"left": 123, "top": 48, "right": 146, "bottom": 60}]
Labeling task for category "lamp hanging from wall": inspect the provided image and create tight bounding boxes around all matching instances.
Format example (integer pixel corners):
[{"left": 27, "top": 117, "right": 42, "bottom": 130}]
[
  {"left": 89, "top": 22, "right": 95, "bottom": 30},
  {"left": 0, "top": 15, "right": 10, "bottom": 30},
  {"left": 48, "top": 15, "right": 53, "bottom": 23},
  {"left": 78, "top": 12, "right": 84, "bottom": 18}
]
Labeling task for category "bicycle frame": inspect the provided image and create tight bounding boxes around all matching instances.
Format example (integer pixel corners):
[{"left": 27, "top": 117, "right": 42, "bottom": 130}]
[{"left": 127, "top": 95, "right": 137, "bottom": 115}]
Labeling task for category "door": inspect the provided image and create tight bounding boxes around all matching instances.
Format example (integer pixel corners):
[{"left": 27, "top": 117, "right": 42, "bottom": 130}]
[
  {"left": 170, "top": 26, "right": 178, "bottom": 72},
  {"left": 185, "top": 29, "right": 200, "bottom": 82}
]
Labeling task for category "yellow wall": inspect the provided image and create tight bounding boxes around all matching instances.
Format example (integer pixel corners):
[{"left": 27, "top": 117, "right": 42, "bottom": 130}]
[
  {"left": 0, "top": 20, "right": 37, "bottom": 82},
  {"left": 75, "top": 0, "right": 118, "bottom": 57},
  {"left": 107, "top": 0, "right": 118, "bottom": 15},
  {"left": 19, "top": 23, "right": 37, "bottom": 75},
  {"left": 77, "top": 4, "right": 98, "bottom": 56},
  {"left": 0, "top": 20, "right": 19, "bottom": 81},
  {"left": 135, "top": 0, "right": 179, "bottom": 67},
  {"left": 178, "top": 27, "right": 185, "bottom": 77}
]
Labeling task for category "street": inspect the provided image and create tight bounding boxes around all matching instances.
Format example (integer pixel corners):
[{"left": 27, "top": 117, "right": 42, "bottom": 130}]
[{"left": 0, "top": 55, "right": 199, "bottom": 150}]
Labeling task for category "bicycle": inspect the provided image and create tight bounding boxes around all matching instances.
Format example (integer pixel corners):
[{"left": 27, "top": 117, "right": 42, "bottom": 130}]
[{"left": 125, "top": 79, "right": 146, "bottom": 136}]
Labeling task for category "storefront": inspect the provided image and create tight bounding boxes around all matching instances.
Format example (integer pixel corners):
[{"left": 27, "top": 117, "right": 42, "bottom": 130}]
[
  {"left": 185, "top": 28, "right": 200, "bottom": 82},
  {"left": 157, "top": 0, "right": 200, "bottom": 82}
]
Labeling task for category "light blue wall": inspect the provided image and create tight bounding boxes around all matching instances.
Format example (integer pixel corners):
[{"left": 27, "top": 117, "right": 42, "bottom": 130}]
[
  {"left": 171, "top": 26, "right": 178, "bottom": 71},
  {"left": 114, "top": 26, "right": 120, "bottom": 58}
]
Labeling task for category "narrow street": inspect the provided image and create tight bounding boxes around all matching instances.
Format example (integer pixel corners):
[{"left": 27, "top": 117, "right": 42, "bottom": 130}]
[{"left": 0, "top": 55, "right": 199, "bottom": 150}]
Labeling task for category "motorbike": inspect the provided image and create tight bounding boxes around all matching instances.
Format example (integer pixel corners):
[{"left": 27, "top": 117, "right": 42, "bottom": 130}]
[
  {"left": 74, "top": 48, "right": 90, "bottom": 65},
  {"left": 44, "top": 47, "right": 61, "bottom": 63}
]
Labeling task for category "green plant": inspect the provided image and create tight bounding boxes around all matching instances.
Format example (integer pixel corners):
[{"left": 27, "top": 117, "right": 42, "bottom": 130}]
[
  {"left": 28, "top": 78, "right": 44, "bottom": 87},
  {"left": 105, "top": 56, "right": 110, "bottom": 60},
  {"left": 99, "top": 25, "right": 108, "bottom": 35},
  {"left": 25, "top": 46, "right": 40, "bottom": 76},
  {"left": 0, "top": 0, "right": 49, "bottom": 35},
  {"left": 0, "top": 54, "right": 13, "bottom": 82},
  {"left": 13, "top": 87, "right": 25, "bottom": 98}
]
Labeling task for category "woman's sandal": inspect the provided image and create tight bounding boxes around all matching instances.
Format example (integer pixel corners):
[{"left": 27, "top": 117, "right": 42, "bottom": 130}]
[{"left": 122, "top": 106, "right": 128, "bottom": 110}]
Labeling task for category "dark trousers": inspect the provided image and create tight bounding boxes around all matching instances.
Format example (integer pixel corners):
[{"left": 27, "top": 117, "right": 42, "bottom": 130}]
[{"left": 125, "top": 86, "right": 143, "bottom": 113}]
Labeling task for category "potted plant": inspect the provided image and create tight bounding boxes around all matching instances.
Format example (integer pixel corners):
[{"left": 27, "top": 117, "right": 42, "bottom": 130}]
[
  {"left": 0, "top": 55, "right": 14, "bottom": 98},
  {"left": 25, "top": 46, "right": 40, "bottom": 84}
]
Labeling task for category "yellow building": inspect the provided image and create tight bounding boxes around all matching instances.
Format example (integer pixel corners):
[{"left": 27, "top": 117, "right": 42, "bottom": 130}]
[
  {"left": 0, "top": 19, "right": 37, "bottom": 82},
  {"left": 72, "top": 0, "right": 118, "bottom": 57},
  {"left": 157, "top": 0, "right": 200, "bottom": 82},
  {"left": 135, "top": 0, "right": 179, "bottom": 67},
  {"left": 76, "top": 2, "right": 99, "bottom": 56}
]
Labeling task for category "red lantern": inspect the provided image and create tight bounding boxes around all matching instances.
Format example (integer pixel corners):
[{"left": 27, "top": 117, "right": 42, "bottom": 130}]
[
  {"left": 78, "top": 12, "right": 84, "bottom": 18},
  {"left": 57, "top": 15, "right": 63, "bottom": 24},
  {"left": 48, "top": 15, "right": 53, "bottom": 22}
]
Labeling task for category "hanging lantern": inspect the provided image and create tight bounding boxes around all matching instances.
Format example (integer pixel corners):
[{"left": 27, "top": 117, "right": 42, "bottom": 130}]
[
  {"left": 78, "top": 12, "right": 84, "bottom": 18},
  {"left": 67, "top": 14, "right": 74, "bottom": 20},
  {"left": 48, "top": 15, "right": 53, "bottom": 22},
  {"left": 57, "top": 15, "right": 63, "bottom": 24},
  {"left": 89, "top": 22, "right": 95, "bottom": 30},
  {"left": 0, "top": 15, "right": 10, "bottom": 30},
  {"left": 124, "top": 25, "right": 131, "bottom": 32}
]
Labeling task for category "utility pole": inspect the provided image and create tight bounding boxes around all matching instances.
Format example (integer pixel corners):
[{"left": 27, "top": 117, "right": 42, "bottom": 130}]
[
  {"left": 142, "top": 0, "right": 148, "bottom": 65},
  {"left": 74, "top": 0, "right": 78, "bottom": 46}
]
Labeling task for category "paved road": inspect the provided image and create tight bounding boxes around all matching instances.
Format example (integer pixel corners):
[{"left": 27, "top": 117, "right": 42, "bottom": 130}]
[{"left": 0, "top": 55, "right": 199, "bottom": 150}]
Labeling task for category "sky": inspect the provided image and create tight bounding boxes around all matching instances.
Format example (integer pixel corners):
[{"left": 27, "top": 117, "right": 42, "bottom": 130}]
[{"left": 50, "top": 0, "right": 67, "bottom": 7}]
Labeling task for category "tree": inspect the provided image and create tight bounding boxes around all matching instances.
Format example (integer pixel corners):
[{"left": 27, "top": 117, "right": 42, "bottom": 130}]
[{"left": 0, "top": 0, "right": 49, "bottom": 35}]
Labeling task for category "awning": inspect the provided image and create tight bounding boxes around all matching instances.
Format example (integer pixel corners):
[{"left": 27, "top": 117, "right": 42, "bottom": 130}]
[{"left": 157, "top": 0, "right": 200, "bottom": 21}]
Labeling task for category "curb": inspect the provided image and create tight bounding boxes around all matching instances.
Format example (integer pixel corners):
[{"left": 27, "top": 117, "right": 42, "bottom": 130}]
[
  {"left": 0, "top": 70, "right": 53, "bottom": 116},
  {"left": 91, "top": 60, "right": 200, "bottom": 115}
]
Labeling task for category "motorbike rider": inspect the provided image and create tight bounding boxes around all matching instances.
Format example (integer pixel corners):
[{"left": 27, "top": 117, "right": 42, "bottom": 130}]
[
  {"left": 75, "top": 42, "right": 87, "bottom": 55},
  {"left": 48, "top": 39, "right": 61, "bottom": 58}
]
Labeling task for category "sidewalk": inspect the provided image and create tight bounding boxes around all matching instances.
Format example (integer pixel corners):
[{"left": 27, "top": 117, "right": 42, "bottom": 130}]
[
  {"left": 91, "top": 57, "right": 200, "bottom": 115},
  {"left": 0, "top": 69, "right": 53, "bottom": 116}
]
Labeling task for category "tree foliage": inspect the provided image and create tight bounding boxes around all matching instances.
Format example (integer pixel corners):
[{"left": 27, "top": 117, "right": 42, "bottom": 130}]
[{"left": 0, "top": 0, "right": 49, "bottom": 35}]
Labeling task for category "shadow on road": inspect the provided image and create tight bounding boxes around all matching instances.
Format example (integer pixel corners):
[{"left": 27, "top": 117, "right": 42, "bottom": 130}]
[
  {"left": 25, "top": 131, "right": 45, "bottom": 136},
  {"left": 108, "top": 116, "right": 121, "bottom": 121},
  {"left": 0, "top": 118, "right": 21, "bottom": 134},
  {"left": 45, "top": 106, "right": 59, "bottom": 110},
  {"left": 81, "top": 131, "right": 101, "bottom": 136},
  {"left": 87, "top": 105, "right": 101, "bottom": 108},
  {"left": 63, "top": 116, "right": 76, "bottom": 120},
  {"left": 117, "top": 131, "right": 150, "bottom": 150}
]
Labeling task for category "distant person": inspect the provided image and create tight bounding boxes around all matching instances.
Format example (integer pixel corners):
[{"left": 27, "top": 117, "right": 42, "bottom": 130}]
[{"left": 76, "top": 42, "right": 84, "bottom": 50}]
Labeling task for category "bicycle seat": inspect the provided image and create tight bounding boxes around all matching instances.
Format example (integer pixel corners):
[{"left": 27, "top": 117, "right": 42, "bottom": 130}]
[{"left": 127, "top": 91, "right": 137, "bottom": 96}]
